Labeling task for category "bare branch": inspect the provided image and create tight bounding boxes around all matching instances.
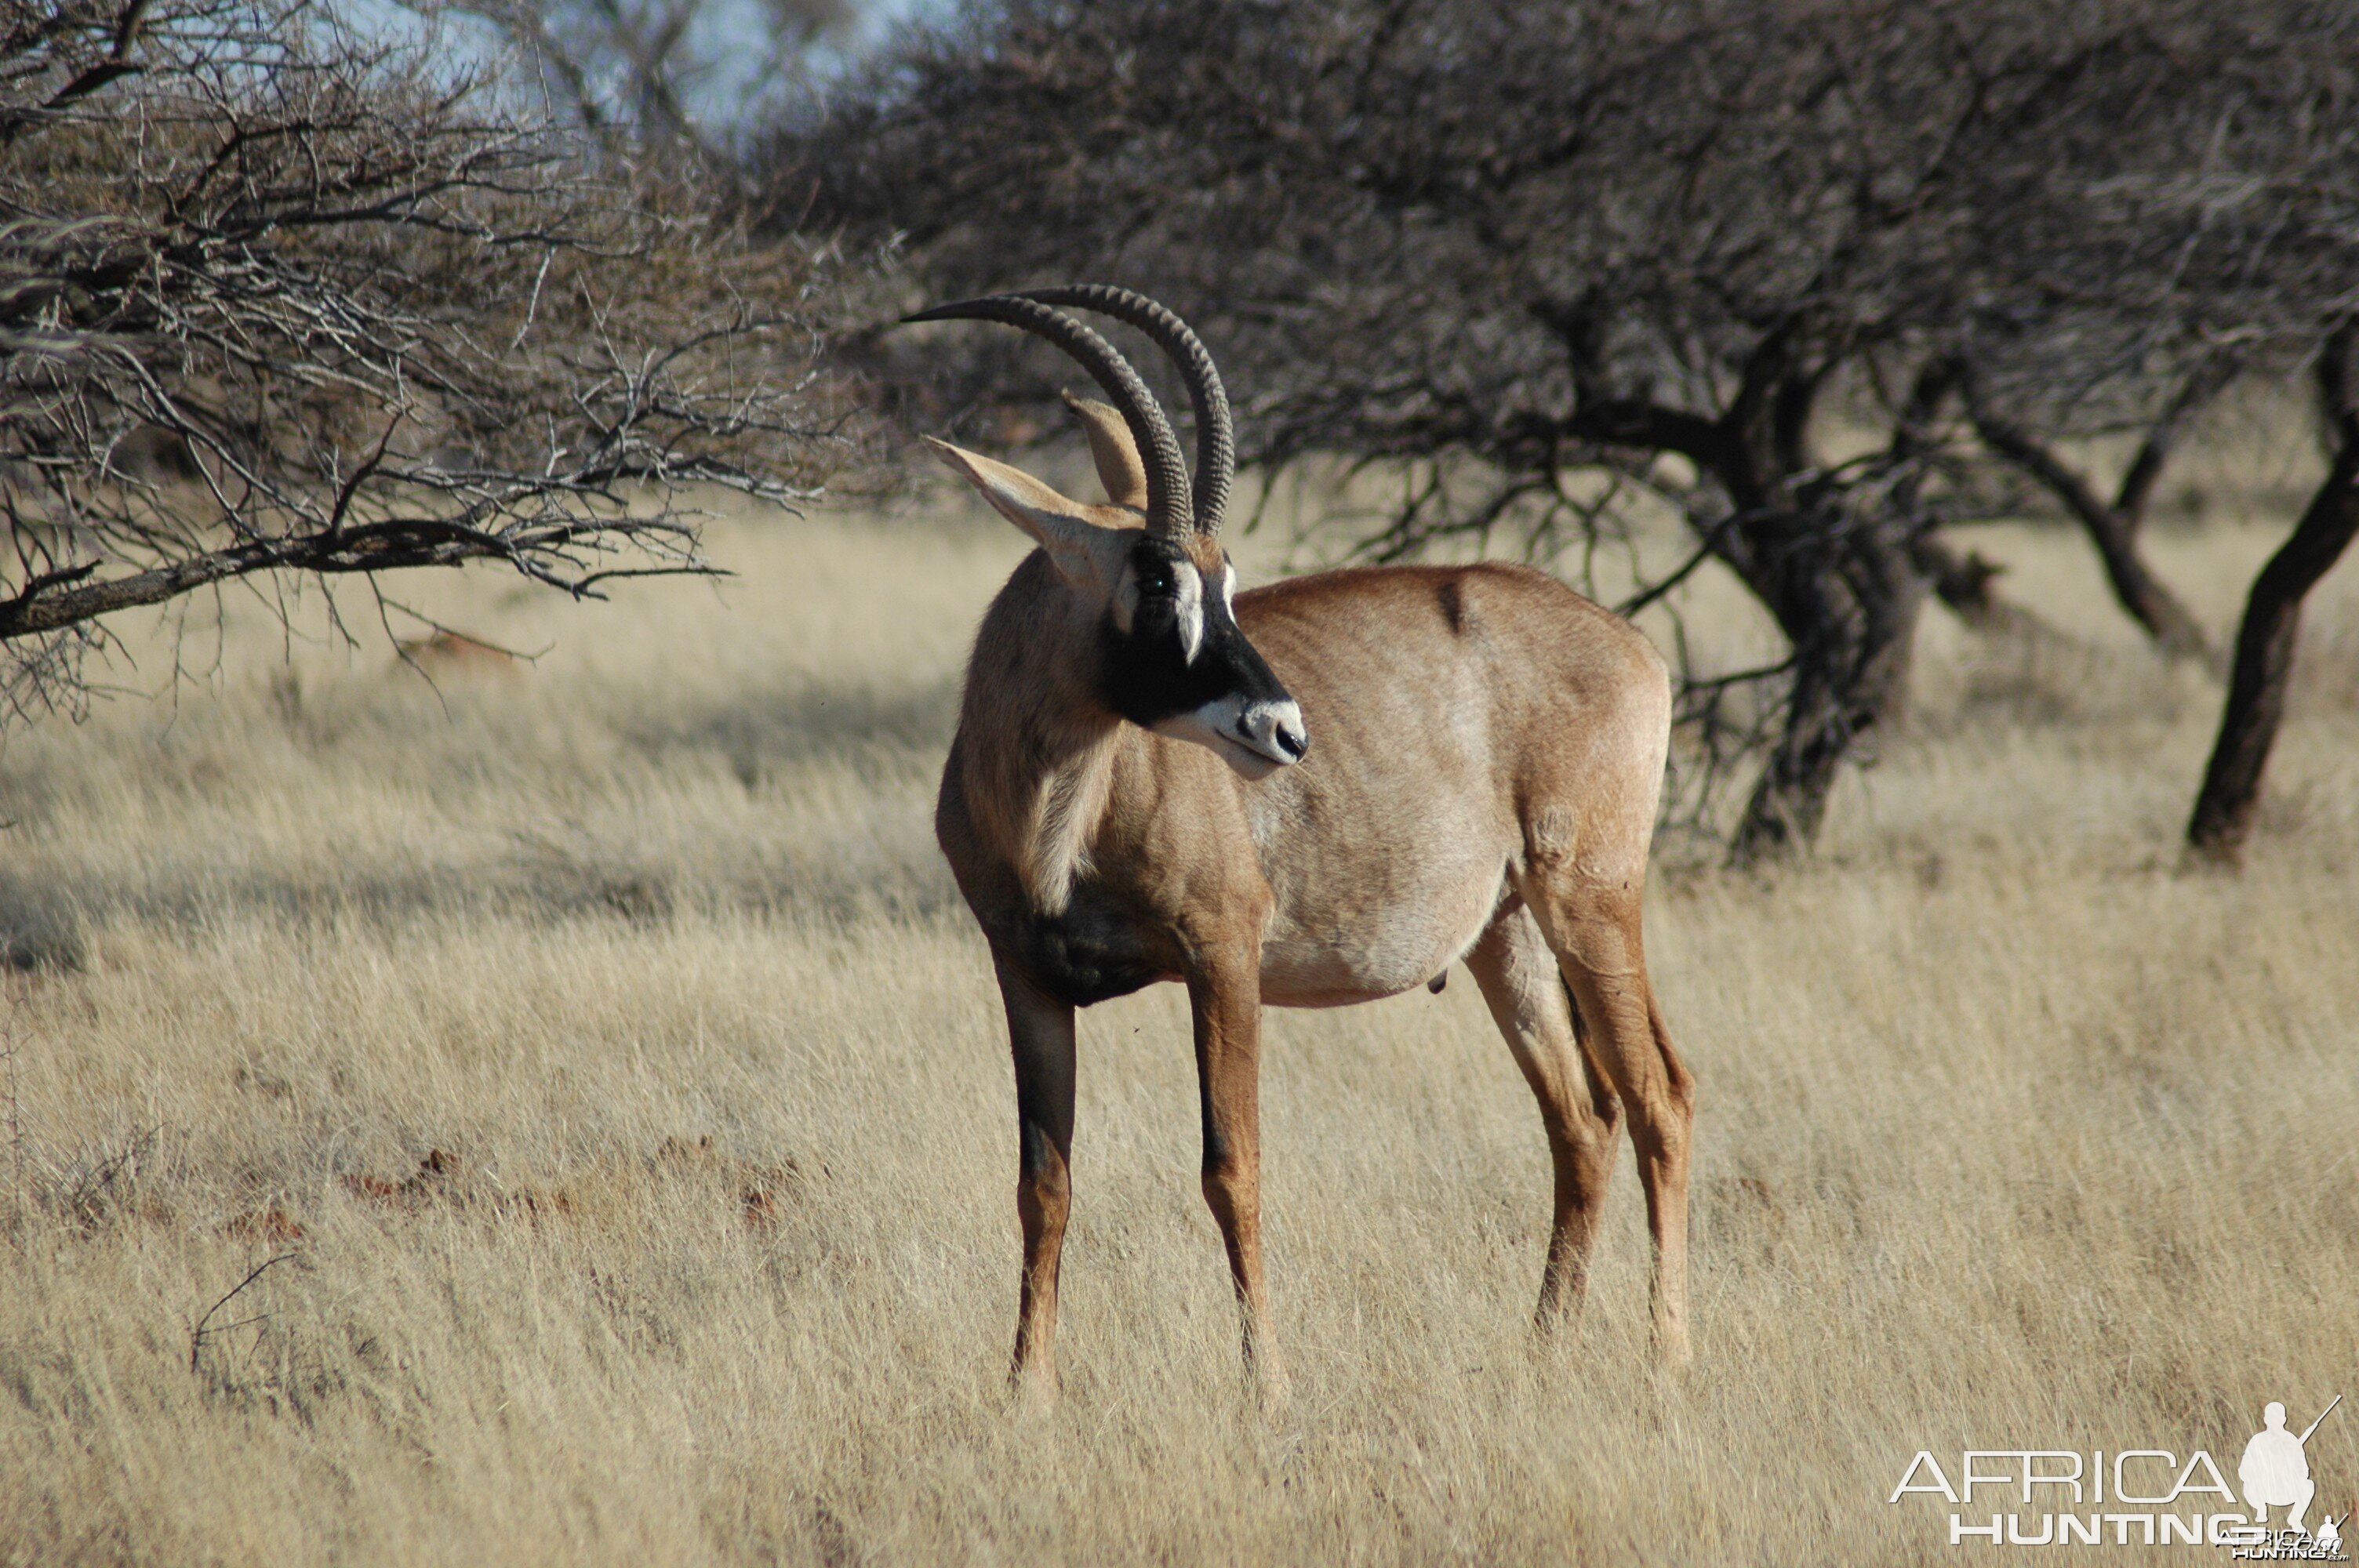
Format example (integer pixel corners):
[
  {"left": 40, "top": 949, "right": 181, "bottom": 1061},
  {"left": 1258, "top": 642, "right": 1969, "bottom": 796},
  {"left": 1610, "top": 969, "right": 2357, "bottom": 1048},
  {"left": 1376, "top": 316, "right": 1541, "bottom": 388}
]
[{"left": 189, "top": 1250, "right": 298, "bottom": 1372}]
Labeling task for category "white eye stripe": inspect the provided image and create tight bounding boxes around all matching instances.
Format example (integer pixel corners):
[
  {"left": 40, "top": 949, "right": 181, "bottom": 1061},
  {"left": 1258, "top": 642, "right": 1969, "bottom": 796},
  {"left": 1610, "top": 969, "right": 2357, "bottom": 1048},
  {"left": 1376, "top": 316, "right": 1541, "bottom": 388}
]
[
  {"left": 1219, "top": 563, "right": 1236, "bottom": 616},
  {"left": 1174, "top": 561, "right": 1204, "bottom": 663}
]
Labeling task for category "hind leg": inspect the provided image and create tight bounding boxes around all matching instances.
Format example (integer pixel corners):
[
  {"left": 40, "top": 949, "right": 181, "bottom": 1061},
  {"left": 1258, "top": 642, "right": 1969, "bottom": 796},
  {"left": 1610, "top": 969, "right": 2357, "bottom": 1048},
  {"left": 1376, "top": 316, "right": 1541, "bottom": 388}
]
[
  {"left": 1521, "top": 877, "right": 1695, "bottom": 1364},
  {"left": 1465, "top": 906, "right": 1624, "bottom": 1330}
]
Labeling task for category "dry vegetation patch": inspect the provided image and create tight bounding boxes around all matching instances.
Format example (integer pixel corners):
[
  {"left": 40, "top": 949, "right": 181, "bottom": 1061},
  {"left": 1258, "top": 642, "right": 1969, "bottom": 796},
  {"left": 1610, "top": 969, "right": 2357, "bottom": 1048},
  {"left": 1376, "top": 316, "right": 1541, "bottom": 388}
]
[{"left": 0, "top": 505, "right": 2352, "bottom": 1565}]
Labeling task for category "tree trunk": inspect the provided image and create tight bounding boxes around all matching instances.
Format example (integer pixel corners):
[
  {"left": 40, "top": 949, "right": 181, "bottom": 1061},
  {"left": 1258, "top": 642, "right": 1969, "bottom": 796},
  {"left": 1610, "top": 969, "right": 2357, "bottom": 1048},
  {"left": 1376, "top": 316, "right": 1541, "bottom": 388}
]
[
  {"left": 1968, "top": 402, "right": 2211, "bottom": 659},
  {"left": 2071, "top": 499, "right": 2212, "bottom": 658},
  {"left": 2186, "top": 440, "right": 2359, "bottom": 861},
  {"left": 1731, "top": 507, "right": 1929, "bottom": 862},
  {"left": 1699, "top": 341, "right": 1934, "bottom": 862}
]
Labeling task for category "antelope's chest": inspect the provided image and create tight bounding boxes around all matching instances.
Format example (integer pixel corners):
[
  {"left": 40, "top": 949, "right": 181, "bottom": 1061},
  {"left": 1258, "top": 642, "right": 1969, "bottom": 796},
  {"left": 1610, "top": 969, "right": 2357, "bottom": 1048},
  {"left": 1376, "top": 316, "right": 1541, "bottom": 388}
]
[
  {"left": 994, "top": 881, "right": 1173, "bottom": 1007},
  {"left": 937, "top": 755, "right": 1178, "bottom": 1008}
]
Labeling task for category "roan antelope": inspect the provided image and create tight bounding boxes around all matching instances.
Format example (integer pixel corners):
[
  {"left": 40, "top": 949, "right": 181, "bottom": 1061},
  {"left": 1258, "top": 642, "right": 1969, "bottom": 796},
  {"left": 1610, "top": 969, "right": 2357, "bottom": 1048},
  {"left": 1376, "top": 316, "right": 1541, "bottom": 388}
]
[{"left": 907, "top": 285, "right": 1694, "bottom": 1398}]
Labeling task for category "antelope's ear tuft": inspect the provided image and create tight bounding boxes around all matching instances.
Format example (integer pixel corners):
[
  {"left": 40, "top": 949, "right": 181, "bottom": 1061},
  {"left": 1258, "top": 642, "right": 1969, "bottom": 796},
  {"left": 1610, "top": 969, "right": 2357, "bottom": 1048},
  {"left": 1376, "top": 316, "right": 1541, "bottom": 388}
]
[
  {"left": 1060, "top": 391, "right": 1150, "bottom": 511},
  {"left": 925, "top": 437, "right": 1125, "bottom": 590}
]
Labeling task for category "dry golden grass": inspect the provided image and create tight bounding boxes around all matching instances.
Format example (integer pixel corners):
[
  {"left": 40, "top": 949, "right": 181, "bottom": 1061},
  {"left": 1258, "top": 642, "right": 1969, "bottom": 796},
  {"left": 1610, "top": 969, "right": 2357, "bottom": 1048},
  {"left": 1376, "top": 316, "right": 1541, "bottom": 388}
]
[{"left": 0, "top": 482, "right": 2354, "bottom": 1565}]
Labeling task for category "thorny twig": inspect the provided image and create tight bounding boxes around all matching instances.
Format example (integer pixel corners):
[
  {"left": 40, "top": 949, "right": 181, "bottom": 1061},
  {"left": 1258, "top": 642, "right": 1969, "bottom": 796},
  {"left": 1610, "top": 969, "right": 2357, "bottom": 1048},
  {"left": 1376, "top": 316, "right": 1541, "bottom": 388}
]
[
  {"left": 190, "top": 1250, "right": 298, "bottom": 1373},
  {"left": 2, "top": 974, "right": 26, "bottom": 1243}
]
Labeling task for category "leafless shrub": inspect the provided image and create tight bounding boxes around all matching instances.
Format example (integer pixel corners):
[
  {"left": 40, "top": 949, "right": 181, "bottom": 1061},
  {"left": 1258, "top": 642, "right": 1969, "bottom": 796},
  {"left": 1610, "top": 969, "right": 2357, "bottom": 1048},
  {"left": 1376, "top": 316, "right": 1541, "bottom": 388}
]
[
  {"left": 42, "top": 1121, "right": 165, "bottom": 1232},
  {"left": 1, "top": 0, "right": 853, "bottom": 724}
]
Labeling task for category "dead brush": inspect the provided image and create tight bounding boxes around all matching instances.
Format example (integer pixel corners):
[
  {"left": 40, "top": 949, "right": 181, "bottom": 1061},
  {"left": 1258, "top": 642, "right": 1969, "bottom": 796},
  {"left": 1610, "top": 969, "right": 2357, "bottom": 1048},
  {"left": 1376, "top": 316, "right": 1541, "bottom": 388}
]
[
  {"left": 334, "top": 1139, "right": 809, "bottom": 1231},
  {"left": 38, "top": 1123, "right": 169, "bottom": 1235}
]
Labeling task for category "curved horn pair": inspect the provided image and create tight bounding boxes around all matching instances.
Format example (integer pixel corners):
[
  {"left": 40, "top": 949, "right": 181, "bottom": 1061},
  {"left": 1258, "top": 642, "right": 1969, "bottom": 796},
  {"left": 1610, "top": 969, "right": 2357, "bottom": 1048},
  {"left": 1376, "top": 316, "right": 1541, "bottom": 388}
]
[{"left": 902, "top": 287, "right": 1233, "bottom": 539}]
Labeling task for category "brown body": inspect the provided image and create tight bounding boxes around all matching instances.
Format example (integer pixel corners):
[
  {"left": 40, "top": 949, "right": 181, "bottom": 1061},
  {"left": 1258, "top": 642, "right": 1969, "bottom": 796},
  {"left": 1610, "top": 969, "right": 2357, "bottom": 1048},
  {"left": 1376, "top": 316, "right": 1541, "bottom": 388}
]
[
  {"left": 907, "top": 287, "right": 1692, "bottom": 1400},
  {"left": 938, "top": 553, "right": 1694, "bottom": 1390}
]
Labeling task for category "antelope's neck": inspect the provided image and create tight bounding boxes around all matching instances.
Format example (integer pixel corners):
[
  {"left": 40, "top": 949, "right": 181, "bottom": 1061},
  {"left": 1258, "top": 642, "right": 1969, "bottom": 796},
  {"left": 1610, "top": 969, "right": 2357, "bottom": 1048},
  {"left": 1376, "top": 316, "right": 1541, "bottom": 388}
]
[
  {"left": 994, "top": 716, "right": 1120, "bottom": 916},
  {"left": 957, "top": 572, "right": 1125, "bottom": 916}
]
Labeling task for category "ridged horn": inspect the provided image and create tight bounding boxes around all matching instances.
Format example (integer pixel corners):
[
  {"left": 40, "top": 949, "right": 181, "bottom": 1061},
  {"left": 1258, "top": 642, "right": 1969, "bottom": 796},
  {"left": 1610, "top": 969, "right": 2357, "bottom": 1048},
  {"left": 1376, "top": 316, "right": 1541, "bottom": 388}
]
[
  {"left": 902, "top": 294, "right": 1192, "bottom": 536},
  {"left": 1018, "top": 285, "right": 1234, "bottom": 536}
]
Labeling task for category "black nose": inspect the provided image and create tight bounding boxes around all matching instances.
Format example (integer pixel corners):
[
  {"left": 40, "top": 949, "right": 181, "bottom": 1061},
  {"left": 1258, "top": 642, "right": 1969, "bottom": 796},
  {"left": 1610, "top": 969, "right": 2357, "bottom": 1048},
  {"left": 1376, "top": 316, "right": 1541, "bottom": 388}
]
[{"left": 1276, "top": 724, "right": 1308, "bottom": 761}]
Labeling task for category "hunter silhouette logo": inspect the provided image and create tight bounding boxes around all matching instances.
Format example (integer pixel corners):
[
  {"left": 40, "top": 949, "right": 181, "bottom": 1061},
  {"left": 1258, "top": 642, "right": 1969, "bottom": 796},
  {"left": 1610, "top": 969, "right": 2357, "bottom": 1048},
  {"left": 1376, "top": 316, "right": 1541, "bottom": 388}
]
[
  {"left": 2222, "top": 1397, "right": 2346, "bottom": 1561},
  {"left": 2241, "top": 1399, "right": 2337, "bottom": 1532}
]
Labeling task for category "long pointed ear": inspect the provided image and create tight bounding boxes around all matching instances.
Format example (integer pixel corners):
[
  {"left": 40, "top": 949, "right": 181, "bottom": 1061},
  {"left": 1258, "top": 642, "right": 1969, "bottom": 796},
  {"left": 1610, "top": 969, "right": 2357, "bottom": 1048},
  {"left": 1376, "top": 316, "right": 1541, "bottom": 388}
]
[
  {"left": 1060, "top": 390, "right": 1150, "bottom": 510},
  {"left": 925, "top": 437, "right": 1129, "bottom": 589}
]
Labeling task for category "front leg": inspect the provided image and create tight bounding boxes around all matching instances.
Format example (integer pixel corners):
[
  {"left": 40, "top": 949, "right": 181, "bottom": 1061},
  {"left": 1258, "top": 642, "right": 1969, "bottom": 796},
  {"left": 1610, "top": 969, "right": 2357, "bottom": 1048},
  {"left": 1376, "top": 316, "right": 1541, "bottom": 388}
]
[
  {"left": 994, "top": 953, "right": 1076, "bottom": 1400},
  {"left": 1186, "top": 947, "right": 1288, "bottom": 1404}
]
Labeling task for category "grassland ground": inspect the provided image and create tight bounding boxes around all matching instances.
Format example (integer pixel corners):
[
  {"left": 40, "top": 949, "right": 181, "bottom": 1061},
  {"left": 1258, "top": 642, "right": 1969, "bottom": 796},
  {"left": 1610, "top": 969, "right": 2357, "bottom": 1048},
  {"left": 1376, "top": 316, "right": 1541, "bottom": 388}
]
[{"left": 0, "top": 483, "right": 2354, "bottom": 1565}]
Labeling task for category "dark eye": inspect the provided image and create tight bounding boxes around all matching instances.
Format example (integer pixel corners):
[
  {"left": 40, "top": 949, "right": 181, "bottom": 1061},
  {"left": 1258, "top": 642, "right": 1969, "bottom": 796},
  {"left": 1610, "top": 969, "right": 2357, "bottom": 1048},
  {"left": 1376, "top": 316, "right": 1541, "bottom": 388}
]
[{"left": 1139, "top": 566, "right": 1175, "bottom": 596}]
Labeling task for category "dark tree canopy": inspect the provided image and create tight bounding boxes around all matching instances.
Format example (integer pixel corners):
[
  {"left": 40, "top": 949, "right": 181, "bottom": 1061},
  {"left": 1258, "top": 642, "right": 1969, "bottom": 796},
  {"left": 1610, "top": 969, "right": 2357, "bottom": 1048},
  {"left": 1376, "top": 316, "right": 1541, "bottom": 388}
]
[{"left": 787, "top": 0, "right": 2359, "bottom": 858}]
